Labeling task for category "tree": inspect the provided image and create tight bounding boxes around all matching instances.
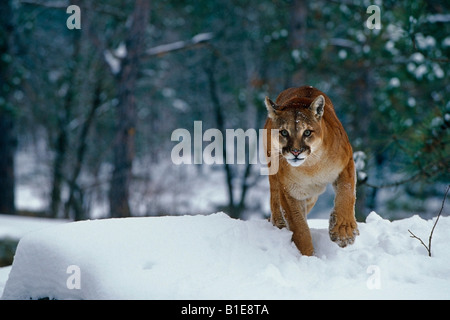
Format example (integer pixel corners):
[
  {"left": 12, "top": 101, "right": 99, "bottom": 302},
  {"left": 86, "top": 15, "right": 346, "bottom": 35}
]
[
  {"left": 288, "top": 0, "right": 308, "bottom": 86},
  {"left": 0, "top": 0, "right": 17, "bottom": 215},
  {"left": 49, "top": 1, "right": 82, "bottom": 218},
  {"left": 109, "top": 0, "right": 150, "bottom": 218},
  {"left": 6, "top": 0, "right": 448, "bottom": 221}
]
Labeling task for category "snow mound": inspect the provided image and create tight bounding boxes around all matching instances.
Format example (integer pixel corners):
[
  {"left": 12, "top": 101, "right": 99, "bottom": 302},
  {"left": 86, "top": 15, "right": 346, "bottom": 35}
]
[
  {"left": 0, "top": 214, "right": 67, "bottom": 240},
  {"left": 2, "top": 212, "right": 450, "bottom": 299}
]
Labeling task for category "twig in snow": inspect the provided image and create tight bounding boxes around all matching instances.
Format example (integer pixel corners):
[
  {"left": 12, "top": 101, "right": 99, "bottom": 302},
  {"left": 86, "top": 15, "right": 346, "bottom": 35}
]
[{"left": 408, "top": 185, "right": 449, "bottom": 257}]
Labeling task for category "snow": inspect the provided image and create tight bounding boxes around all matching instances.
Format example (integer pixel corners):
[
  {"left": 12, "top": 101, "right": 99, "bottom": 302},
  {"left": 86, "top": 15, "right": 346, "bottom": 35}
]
[
  {"left": 191, "top": 32, "right": 214, "bottom": 44},
  {"left": 427, "top": 14, "right": 450, "bottom": 23},
  {"left": 0, "top": 214, "right": 67, "bottom": 241},
  {"left": 353, "top": 151, "right": 367, "bottom": 182},
  {"left": 0, "top": 266, "right": 11, "bottom": 295},
  {"left": 1, "top": 211, "right": 450, "bottom": 300},
  {"left": 146, "top": 33, "right": 213, "bottom": 57},
  {"left": 104, "top": 50, "right": 121, "bottom": 74}
]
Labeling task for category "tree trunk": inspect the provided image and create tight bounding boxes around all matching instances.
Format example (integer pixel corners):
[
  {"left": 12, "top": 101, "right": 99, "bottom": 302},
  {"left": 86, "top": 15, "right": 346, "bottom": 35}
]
[
  {"left": 0, "top": 1, "right": 16, "bottom": 215},
  {"left": 205, "top": 55, "right": 237, "bottom": 217},
  {"left": 354, "top": 66, "right": 374, "bottom": 222},
  {"left": 0, "top": 114, "right": 15, "bottom": 215},
  {"left": 49, "top": 4, "right": 82, "bottom": 218},
  {"left": 289, "top": 0, "right": 308, "bottom": 86},
  {"left": 49, "top": 111, "right": 69, "bottom": 218},
  {"left": 65, "top": 81, "right": 102, "bottom": 221},
  {"left": 109, "top": 0, "right": 150, "bottom": 218}
]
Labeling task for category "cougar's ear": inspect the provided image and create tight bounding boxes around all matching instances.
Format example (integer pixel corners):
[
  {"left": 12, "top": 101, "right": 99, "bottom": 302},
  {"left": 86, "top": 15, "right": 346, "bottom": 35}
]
[
  {"left": 265, "top": 97, "right": 279, "bottom": 119},
  {"left": 310, "top": 95, "right": 325, "bottom": 119}
]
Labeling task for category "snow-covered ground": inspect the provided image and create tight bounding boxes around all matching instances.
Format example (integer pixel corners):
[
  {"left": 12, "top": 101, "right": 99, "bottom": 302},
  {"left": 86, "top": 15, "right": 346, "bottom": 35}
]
[
  {"left": 0, "top": 214, "right": 68, "bottom": 295},
  {"left": 1, "top": 211, "right": 449, "bottom": 299},
  {"left": 0, "top": 214, "right": 67, "bottom": 240}
]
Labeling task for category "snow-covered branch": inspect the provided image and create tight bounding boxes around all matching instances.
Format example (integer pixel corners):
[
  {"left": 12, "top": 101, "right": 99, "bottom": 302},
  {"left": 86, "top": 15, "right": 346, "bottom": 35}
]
[
  {"left": 144, "top": 32, "right": 214, "bottom": 58},
  {"left": 104, "top": 33, "right": 214, "bottom": 74}
]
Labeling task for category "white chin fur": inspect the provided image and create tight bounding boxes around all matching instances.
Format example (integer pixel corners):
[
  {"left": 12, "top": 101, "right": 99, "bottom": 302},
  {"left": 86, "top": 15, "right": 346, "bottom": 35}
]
[{"left": 286, "top": 158, "right": 305, "bottom": 167}]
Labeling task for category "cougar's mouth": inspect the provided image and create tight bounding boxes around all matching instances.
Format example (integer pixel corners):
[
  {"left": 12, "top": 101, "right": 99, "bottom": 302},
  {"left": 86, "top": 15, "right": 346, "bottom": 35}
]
[{"left": 286, "top": 156, "right": 306, "bottom": 167}]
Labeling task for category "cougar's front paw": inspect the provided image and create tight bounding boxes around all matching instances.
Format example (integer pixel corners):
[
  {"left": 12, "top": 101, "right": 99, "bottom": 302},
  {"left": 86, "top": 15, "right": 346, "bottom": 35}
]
[
  {"left": 271, "top": 216, "right": 287, "bottom": 229},
  {"left": 329, "top": 212, "right": 359, "bottom": 247}
]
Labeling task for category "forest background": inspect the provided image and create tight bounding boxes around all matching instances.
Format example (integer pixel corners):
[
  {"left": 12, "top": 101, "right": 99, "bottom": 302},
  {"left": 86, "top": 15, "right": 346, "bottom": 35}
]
[{"left": 0, "top": 0, "right": 448, "bottom": 222}]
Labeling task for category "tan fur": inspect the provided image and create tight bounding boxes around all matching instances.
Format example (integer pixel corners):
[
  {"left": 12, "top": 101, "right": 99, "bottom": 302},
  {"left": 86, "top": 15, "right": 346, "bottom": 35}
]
[{"left": 264, "top": 86, "right": 359, "bottom": 256}]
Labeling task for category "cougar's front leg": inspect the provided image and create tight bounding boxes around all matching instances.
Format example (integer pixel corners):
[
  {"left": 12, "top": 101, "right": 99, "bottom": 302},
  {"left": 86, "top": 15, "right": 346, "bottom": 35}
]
[
  {"left": 329, "top": 157, "right": 359, "bottom": 247},
  {"left": 268, "top": 174, "right": 286, "bottom": 228},
  {"left": 280, "top": 192, "right": 314, "bottom": 256}
]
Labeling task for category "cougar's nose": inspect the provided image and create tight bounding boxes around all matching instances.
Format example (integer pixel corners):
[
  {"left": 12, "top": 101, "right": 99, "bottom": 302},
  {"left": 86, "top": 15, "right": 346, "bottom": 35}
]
[{"left": 291, "top": 148, "right": 302, "bottom": 157}]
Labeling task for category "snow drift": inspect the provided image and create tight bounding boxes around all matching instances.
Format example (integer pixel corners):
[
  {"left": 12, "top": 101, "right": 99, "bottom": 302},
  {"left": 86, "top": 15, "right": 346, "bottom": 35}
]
[{"left": 2, "top": 212, "right": 450, "bottom": 299}]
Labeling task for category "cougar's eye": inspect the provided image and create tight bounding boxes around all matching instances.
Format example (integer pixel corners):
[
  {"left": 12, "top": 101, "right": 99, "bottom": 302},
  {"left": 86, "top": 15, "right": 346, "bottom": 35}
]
[
  {"left": 303, "top": 130, "right": 312, "bottom": 137},
  {"left": 280, "top": 129, "right": 289, "bottom": 137}
]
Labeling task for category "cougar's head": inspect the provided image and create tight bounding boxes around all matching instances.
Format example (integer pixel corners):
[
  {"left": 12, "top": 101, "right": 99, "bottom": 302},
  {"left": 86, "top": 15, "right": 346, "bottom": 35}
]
[{"left": 265, "top": 95, "right": 325, "bottom": 167}]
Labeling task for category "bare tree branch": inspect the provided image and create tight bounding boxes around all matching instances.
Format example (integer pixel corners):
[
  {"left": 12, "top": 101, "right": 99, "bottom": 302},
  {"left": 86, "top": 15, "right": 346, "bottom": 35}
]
[
  {"left": 427, "top": 185, "right": 450, "bottom": 254},
  {"left": 408, "top": 185, "right": 449, "bottom": 257},
  {"left": 408, "top": 229, "right": 430, "bottom": 255},
  {"left": 364, "top": 174, "right": 419, "bottom": 189},
  {"left": 20, "top": 0, "right": 69, "bottom": 9}
]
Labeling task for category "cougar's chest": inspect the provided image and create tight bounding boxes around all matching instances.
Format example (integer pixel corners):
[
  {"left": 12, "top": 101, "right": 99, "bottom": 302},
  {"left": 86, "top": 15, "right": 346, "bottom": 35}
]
[
  {"left": 281, "top": 162, "right": 341, "bottom": 200},
  {"left": 283, "top": 178, "right": 327, "bottom": 200}
]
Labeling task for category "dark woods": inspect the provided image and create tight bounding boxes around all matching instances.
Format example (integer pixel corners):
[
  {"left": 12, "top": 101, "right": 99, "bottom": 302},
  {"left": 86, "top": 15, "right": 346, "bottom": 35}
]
[{"left": 0, "top": 0, "right": 448, "bottom": 221}]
